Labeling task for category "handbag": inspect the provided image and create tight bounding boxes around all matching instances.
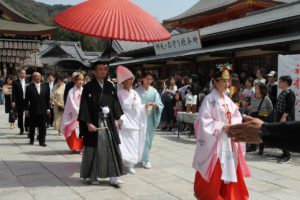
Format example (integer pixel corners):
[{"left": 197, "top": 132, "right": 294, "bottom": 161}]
[
  {"left": 9, "top": 109, "right": 16, "bottom": 122},
  {"left": 250, "top": 96, "right": 266, "bottom": 120},
  {"left": 265, "top": 109, "right": 277, "bottom": 122}
]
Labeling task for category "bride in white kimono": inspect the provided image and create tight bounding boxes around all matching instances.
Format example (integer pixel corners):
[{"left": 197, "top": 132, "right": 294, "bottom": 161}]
[{"left": 117, "top": 66, "right": 147, "bottom": 174}]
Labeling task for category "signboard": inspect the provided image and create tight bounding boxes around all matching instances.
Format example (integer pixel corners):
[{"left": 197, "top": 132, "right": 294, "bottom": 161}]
[
  {"left": 154, "top": 31, "right": 202, "bottom": 55},
  {"left": 278, "top": 54, "right": 300, "bottom": 121}
]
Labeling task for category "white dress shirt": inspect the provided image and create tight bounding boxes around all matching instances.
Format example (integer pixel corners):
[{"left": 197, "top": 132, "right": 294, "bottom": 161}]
[
  {"left": 49, "top": 81, "right": 54, "bottom": 93},
  {"left": 35, "top": 83, "right": 41, "bottom": 94},
  {"left": 20, "top": 78, "right": 26, "bottom": 99}
]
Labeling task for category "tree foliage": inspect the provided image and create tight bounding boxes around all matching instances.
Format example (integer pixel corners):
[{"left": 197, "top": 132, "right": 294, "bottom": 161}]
[{"left": 4, "top": 0, "right": 106, "bottom": 51}]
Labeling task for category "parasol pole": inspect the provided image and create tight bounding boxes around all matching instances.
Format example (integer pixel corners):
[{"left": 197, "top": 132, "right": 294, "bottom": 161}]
[
  {"left": 108, "top": 39, "right": 113, "bottom": 67},
  {"left": 100, "top": 39, "right": 113, "bottom": 67}
]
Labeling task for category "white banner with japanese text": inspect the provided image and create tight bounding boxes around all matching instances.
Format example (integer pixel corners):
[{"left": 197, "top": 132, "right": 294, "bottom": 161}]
[
  {"left": 278, "top": 54, "right": 300, "bottom": 121},
  {"left": 154, "top": 31, "right": 202, "bottom": 55}
]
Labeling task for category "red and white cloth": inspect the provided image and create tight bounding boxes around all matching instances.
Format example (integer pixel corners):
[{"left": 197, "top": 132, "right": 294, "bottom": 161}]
[{"left": 60, "top": 86, "right": 83, "bottom": 150}]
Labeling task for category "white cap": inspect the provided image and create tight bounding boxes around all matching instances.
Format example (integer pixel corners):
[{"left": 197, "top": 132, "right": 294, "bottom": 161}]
[
  {"left": 72, "top": 71, "right": 80, "bottom": 78},
  {"left": 116, "top": 65, "right": 134, "bottom": 84},
  {"left": 267, "top": 70, "right": 276, "bottom": 77}
]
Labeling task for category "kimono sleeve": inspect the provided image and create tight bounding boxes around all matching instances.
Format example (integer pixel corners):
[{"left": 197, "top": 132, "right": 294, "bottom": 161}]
[
  {"left": 153, "top": 89, "right": 164, "bottom": 128},
  {"left": 229, "top": 99, "right": 242, "bottom": 125},
  {"left": 262, "top": 121, "right": 300, "bottom": 151},
  {"left": 199, "top": 96, "right": 225, "bottom": 137},
  {"left": 78, "top": 86, "right": 91, "bottom": 138},
  {"left": 78, "top": 86, "right": 91, "bottom": 124}
]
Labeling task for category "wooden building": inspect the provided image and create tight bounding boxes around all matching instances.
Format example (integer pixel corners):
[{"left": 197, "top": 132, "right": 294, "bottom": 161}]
[
  {"left": 0, "top": 0, "right": 56, "bottom": 76},
  {"left": 111, "top": 0, "right": 300, "bottom": 84}
]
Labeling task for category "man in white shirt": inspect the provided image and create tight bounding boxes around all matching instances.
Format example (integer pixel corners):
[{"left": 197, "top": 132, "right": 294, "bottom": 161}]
[{"left": 46, "top": 73, "right": 55, "bottom": 127}]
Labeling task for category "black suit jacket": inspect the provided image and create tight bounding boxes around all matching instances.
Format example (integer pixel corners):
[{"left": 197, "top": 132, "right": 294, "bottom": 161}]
[
  {"left": 12, "top": 79, "right": 28, "bottom": 111},
  {"left": 25, "top": 83, "right": 50, "bottom": 116},
  {"left": 262, "top": 121, "right": 300, "bottom": 152}
]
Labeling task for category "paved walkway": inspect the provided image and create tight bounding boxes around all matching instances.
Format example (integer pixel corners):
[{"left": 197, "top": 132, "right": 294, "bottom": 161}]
[{"left": 0, "top": 105, "right": 300, "bottom": 200}]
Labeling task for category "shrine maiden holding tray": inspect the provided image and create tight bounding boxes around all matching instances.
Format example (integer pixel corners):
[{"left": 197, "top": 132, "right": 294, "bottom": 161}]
[{"left": 193, "top": 65, "right": 251, "bottom": 200}]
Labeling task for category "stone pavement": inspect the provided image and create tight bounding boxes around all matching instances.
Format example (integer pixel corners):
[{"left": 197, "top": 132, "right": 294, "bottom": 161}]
[{"left": 0, "top": 105, "right": 300, "bottom": 200}]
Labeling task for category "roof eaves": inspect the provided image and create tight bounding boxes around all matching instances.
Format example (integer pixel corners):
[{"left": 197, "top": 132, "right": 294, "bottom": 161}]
[
  {"left": 0, "top": 0, "right": 34, "bottom": 23},
  {"left": 39, "top": 42, "right": 74, "bottom": 58},
  {"left": 164, "top": 0, "right": 237, "bottom": 23},
  {"left": 199, "top": 1, "right": 300, "bottom": 37}
]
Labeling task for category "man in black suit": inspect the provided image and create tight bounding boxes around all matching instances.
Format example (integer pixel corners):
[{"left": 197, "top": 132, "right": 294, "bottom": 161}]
[
  {"left": 45, "top": 73, "right": 55, "bottom": 127},
  {"left": 227, "top": 115, "right": 300, "bottom": 153},
  {"left": 12, "top": 68, "right": 28, "bottom": 135},
  {"left": 25, "top": 72, "right": 50, "bottom": 147}
]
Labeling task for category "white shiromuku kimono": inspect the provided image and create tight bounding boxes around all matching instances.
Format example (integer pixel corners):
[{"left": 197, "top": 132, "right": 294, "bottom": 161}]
[
  {"left": 193, "top": 89, "right": 250, "bottom": 183},
  {"left": 118, "top": 88, "right": 147, "bottom": 164}
]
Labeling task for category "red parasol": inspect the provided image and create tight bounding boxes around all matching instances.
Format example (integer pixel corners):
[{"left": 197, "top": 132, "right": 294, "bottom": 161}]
[{"left": 54, "top": 0, "right": 171, "bottom": 42}]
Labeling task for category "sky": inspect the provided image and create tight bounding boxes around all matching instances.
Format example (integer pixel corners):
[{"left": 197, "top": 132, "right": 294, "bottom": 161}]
[{"left": 35, "top": 0, "right": 198, "bottom": 21}]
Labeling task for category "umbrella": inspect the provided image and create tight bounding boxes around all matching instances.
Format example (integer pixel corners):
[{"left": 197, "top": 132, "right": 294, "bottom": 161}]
[{"left": 54, "top": 0, "right": 171, "bottom": 42}]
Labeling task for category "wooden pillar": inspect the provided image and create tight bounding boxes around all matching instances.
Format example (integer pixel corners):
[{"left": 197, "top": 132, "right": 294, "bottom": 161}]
[{"left": 232, "top": 55, "right": 237, "bottom": 73}]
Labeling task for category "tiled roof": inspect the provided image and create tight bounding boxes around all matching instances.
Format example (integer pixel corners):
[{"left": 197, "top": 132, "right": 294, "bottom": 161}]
[
  {"left": 0, "top": 19, "right": 56, "bottom": 34},
  {"left": 164, "top": 0, "right": 291, "bottom": 23},
  {"left": 39, "top": 40, "right": 103, "bottom": 66},
  {"left": 39, "top": 40, "right": 87, "bottom": 66},
  {"left": 164, "top": 0, "right": 238, "bottom": 22},
  {"left": 112, "top": 40, "right": 153, "bottom": 55},
  {"left": 84, "top": 51, "right": 103, "bottom": 63},
  {"left": 0, "top": 0, "right": 33, "bottom": 23},
  {"left": 199, "top": 0, "right": 300, "bottom": 37},
  {"left": 40, "top": 40, "right": 85, "bottom": 59}
]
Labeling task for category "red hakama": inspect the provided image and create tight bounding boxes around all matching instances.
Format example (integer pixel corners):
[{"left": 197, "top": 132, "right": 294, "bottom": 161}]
[
  {"left": 194, "top": 161, "right": 249, "bottom": 200},
  {"left": 66, "top": 130, "right": 83, "bottom": 151}
]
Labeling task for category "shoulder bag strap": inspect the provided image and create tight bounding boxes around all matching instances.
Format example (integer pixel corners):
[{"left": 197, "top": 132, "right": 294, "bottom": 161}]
[{"left": 257, "top": 96, "right": 266, "bottom": 112}]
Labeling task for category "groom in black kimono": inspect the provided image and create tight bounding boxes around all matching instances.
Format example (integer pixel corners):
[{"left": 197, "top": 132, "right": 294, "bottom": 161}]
[{"left": 78, "top": 61, "right": 125, "bottom": 186}]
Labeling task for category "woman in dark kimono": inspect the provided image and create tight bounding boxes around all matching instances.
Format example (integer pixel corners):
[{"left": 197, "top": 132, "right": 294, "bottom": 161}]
[
  {"left": 78, "top": 62, "right": 125, "bottom": 186},
  {"left": 3, "top": 76, "right": 16, "bottom": 128}
]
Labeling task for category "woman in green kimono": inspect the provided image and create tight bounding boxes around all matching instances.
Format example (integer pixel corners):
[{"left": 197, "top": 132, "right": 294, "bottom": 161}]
[{"left": 136, "top": 72, "right": 163, "bottom": 169}]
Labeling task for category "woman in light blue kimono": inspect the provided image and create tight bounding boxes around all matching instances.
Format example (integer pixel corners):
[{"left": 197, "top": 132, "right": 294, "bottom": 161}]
[{"left": 136, "top": 72, "right": 163, "bottom": 169}]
